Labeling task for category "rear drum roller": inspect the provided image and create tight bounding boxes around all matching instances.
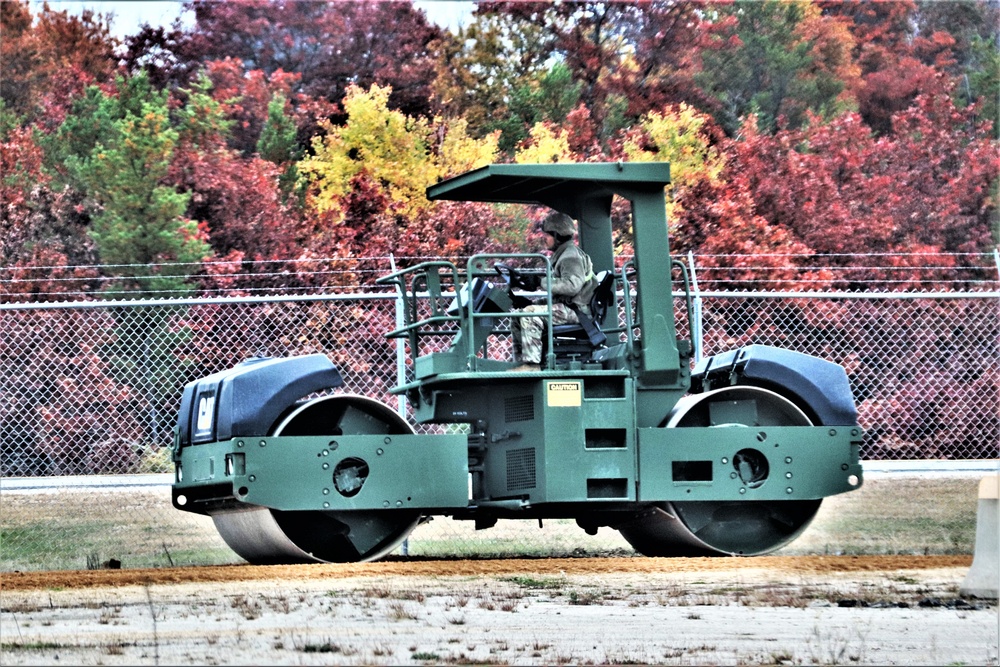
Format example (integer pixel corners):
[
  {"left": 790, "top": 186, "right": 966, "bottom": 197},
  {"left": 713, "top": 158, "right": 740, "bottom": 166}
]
[
  {"left": 212, "top": 395, "right": 421, "bottom": 564},
  {"left": 619, "top": 385, "right": 822, "bottom": 556}
]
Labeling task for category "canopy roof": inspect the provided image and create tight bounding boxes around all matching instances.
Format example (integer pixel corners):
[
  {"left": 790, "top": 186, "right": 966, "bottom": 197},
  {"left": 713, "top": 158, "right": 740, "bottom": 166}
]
[{"left": 426, "top": 162, "right": 670, "bottom": 206}]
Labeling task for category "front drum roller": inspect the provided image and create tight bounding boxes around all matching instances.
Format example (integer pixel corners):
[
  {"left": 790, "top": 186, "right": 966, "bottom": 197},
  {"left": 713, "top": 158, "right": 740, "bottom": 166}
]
[
  {"left": 212, "top": 395, "right": 421, "bottom": 564},
  {"left": 619, "top": 385, "right": 823, "bottom": 556}
]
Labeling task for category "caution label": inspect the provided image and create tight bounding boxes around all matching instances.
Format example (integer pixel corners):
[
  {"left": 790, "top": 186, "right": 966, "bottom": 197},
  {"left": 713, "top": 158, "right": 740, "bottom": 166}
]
[{"left": 547, "top": 381, "right": 582, "bottom": 407}]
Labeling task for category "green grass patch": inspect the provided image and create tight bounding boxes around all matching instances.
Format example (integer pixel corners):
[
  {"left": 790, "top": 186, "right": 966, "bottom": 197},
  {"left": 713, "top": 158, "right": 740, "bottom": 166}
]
[
  {"left": 502, "top": 575, "right": 568, "bottom": 590},
  {"left": 779, "top": 477, "right": 979, "bottom": 556},
  {"left": 0, "top": 490, "right": 238, "bottom": 571},
  {"left": 412, "top": 651, "right": 440, "bottom": 661}
]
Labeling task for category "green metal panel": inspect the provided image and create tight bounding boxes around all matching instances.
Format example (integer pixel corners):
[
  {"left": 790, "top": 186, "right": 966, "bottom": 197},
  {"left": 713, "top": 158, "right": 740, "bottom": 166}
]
[
  {"left": 176, "top": 434, "right": 469, "bottom": 512},
  {"left": 636, "top": 426, "right": 863, "bottom": 501},
  {"left": 633, "top": 387, "right": 688, "bottom": 429},
  {"left": 575, "top": 194, "right": 615, "bottom": 275},
  {"left": 414, "top": 351, "right": 464, "bottom": 379},
  {"left": 417, "top": 374, "right": 641, "bottom": 506},
  {"left": 630, "top": 195, "right": 682, "bottom": 386},
  {"left": 528, "top": 378, "right": 638, "bottom": 503}
]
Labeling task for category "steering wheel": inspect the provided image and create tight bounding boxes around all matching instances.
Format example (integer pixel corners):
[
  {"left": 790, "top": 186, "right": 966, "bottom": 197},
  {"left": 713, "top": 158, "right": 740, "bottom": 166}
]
[
  {"left": 494, "top": 263, "right": 535, "bottom": 308},
  {"left": 494, "top": 262, "right": 540, "bottom": 291}
]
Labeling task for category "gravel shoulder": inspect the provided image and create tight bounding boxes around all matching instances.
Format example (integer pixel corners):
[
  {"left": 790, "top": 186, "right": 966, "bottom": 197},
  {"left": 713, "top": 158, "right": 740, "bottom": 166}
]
[{"left": 2, "top": 556, "right": 997, "bottom": 666}]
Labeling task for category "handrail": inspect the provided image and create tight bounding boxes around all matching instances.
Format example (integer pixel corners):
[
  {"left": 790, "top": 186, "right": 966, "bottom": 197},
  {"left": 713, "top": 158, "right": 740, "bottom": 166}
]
[
  {"left": 376, "top": 261, "right": 463, "bottom": 365},
  {"left": 374, "top": 260, "right": 459, "bottom": 287},
  {"left": 670, "top": 258, "right": 698, "bottom": 361},
  {"left": 378, "top": 254, "right": 667, "bottom": 372},
  {"left": 621, "top": 258, "right": 698, "bottom": 361},
  {"left": 464, "top": 253, "right": 553, "bottom": 369}
]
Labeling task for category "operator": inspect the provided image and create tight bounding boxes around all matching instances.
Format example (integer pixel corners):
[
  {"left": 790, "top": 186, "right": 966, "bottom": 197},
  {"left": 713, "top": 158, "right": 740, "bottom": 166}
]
[{"left": 511, "top": 211, "right": 598, "bottom": 371}]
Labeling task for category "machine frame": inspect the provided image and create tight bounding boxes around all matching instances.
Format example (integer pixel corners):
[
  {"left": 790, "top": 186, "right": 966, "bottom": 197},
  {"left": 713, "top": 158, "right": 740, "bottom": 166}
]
[{"left": 172, "top": 162, "right": 864, "bottom": 562}]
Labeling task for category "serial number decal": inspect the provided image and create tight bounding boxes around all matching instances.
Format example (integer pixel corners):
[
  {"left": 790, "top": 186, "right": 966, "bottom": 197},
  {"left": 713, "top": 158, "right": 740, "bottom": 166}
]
[{"left": 547, "top": 381, "right": 582, "bottom": 407}]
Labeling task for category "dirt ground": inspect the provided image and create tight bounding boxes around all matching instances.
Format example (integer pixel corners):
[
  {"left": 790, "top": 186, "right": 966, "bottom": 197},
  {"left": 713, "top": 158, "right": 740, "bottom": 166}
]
[
  {"left": 2, "top": 555, "right": 997, "bottom": 666},
  {"left": 0, "top": 554, "right": 977, "bottom": 591}
]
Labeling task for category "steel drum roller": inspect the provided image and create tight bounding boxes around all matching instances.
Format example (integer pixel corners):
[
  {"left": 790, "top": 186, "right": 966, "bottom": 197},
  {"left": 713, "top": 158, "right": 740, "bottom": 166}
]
[
  {"left": 618, "top": 385, "right": 822, "bottom": 556},
  {"left": 213, "top": 395, "right": 421, "bottom": 564}
]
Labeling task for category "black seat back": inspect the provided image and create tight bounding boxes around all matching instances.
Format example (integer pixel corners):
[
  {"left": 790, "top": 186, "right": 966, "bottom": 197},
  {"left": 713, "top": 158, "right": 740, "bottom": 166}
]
[
  {"left": 551, "top": 270, "right": 616, "bottom": 353},
  {"left": 589, "top": 270, "right": 615, "bottom": 328}
]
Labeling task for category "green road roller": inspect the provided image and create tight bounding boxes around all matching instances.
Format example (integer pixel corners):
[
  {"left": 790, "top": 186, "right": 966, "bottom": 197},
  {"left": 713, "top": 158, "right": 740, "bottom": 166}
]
[{"left": 172, "top": 162, "right": 864, "bottom": 563}]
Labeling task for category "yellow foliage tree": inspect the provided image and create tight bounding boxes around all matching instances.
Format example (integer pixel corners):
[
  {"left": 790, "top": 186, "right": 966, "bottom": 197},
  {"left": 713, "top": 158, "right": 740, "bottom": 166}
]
[
  {"left": 436, "top": 116, "right": 501, "bottom": 180},
  {"left": 298, "top": 84, "right": 498, "bottom": 222},
  {"left": 622, "top": 103, "right": 726, "bottom": 222},
  {"left": 514, "top": 122, "right": 574, "bottom": 164}
]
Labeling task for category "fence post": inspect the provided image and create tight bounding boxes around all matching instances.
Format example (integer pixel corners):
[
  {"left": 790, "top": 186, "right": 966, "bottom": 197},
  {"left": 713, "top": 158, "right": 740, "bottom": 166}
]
[
  {"left": 388, "top": 255, "right": 408, "bottom": 421},
  {"left": 687, "top": 252, "right": 704, "bottom": 363},
  {"left": 387, "top": 256, "right": 411, "bottom": 557}
]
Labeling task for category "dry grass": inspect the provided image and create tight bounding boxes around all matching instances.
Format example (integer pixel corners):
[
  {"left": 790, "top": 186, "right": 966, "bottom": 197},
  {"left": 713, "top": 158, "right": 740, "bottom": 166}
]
[
  {"left": 0, "top": 476, "right": 981, "bottom": 572},
  {"left": 783, "top": 476, "right": 979, "bottom": 556}
]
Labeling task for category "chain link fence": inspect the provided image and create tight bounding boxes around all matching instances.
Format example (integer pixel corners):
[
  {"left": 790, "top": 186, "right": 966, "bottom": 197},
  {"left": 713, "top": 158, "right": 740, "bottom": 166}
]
[{"left": 2, "top": 290, "right": 997, "bottom": 570}]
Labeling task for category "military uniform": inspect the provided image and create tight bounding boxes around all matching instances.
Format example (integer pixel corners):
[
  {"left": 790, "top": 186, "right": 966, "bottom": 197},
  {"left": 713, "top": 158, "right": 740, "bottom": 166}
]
[{"left": 512, "top": 239, "right": 597, "bottom": 365}]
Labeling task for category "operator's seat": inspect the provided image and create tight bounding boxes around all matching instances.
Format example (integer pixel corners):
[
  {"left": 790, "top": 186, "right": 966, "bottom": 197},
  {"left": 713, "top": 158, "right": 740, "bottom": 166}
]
[{"left": 551, "top": 271, "right": 616, "bottom": 358}]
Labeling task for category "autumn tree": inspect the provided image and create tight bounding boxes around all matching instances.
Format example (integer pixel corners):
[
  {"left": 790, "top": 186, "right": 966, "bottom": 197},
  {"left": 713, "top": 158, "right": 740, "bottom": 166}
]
[
  {"left": 494, "top": 63, "right": 583, "bottom": 153},
  {"left": 300, "top": 84, "right": 499, "bottom": 221},
  {"left": 621, "top": 104, "right": 816, "bottom": 289},
  {"left": 611, "top": 0, "right": 717, "bottom": 117},
  {"left": 431, "top": 3, "right": 562, "bottom": 150},
  {"left": 543, "top": 1, "right": 709, "bottom": 133},
  {"left": 177, "top": 0, "right": 442, "bottom": 118},
  {"left": 298, "top": 83, "right": 506, "bottom": 271},
  {"left": 122, "top": 23, "right": 200, "bottom": 92},
  {"left": 728, "top": 90, "right": 998, "bottom": 290},
  {"left": 816, "top": 0, "right": 999, "bottom": 136},
  {"left": 169, "top": 74, "right": 307, "bottom": 293},
  {"left": 453, "top": 1, "right": 709, "bottom": 150},
  {"left": 912, "top": 0, "right": 999, "bottom": 135},
  {"left": 196, "top": 58, "right": 301, "bottom": 157},
  {"left": 0, "top": 1, "right": 118, "bottom": 123},
  {"left": 696, "top": 0, "right": 859, "bottom": 135},
  {"left": 0, "top": 125, "right": 99, "bottom": 300},
  {"left": 622, "top": 104, "right": 726, "bottom": 230},
  {"left": 3, "top": 40, "right": 113, "bottom": 301},
  {"left": 52, "top": 72, "right": 210, "bottom": 296}
]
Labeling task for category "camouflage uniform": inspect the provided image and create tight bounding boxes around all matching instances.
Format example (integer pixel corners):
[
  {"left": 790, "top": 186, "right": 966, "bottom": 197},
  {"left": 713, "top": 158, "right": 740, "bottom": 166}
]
[{"left": 512, "top": 239, "right": 597, "bottom": 365}]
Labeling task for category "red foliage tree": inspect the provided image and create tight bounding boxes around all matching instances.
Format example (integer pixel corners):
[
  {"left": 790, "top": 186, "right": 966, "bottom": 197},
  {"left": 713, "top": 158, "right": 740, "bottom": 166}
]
[
  {"left": 180, "top": 0, "right": 442, "bottom": 118},
  {"left": 166, "top": 76, "right": 309, "bottom": 294},
  {"left": 728, "top": 89, "right": 997, "bottom": 290},
  {"left": 0, "top": 125, "right": 99, "bottom": 300},
  {"left": 201, "top": 58, "right": 300, "bottom": 156},
  {"left": 0, "top": 1, "right": 119, "bottom": 122},
  {"left": 820, "top": 0, "right": 962, "bottom": 135},
  {"left": 611, "top": 0, "right": 718, "bottom": 117},
  {"left": 477, "top": 1, "right": 711, "bottom": 137}
]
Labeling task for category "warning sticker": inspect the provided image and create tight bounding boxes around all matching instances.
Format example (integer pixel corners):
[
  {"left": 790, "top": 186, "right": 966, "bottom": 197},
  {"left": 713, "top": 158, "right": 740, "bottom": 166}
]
[{"left": 547, "top": 381, "right": 582, "bottom": 407}]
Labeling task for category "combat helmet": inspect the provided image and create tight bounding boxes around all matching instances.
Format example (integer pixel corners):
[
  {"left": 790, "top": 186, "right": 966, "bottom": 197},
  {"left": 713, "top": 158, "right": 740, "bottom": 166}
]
[{"left": 541, "top": 212, "right": 576, "bottom": 237}]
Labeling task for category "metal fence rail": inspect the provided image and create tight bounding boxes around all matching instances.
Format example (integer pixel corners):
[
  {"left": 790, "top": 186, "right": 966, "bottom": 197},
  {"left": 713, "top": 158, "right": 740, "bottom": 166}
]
[{"left": 1, "top": 290, "right": 997, "bottom": 570}]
